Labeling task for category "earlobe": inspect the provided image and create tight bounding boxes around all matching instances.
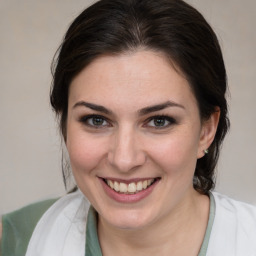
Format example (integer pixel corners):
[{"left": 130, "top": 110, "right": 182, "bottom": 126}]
[{"left": 197, "top": 108, "right": 220, "bottom": 159}]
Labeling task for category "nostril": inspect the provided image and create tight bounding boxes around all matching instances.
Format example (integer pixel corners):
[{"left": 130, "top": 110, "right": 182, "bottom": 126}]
[{"left": 107, "top": 132, "right": 146, "bottom": 172}]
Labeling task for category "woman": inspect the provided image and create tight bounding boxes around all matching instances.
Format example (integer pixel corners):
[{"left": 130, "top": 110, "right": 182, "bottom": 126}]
[{"left": 1, "top": 0, "right": 256, "bottom": 255}]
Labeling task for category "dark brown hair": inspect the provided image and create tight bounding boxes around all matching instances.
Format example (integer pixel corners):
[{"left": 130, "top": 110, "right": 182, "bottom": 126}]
[{"left": 50, "top": 0, "right": 229, "bottom": 194}]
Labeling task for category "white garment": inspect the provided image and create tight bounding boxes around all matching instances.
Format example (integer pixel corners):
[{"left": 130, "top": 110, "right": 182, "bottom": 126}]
[
  {"left": 25, "top": 190, "right": 89, "bottom": 256},
  {"left": 207, "top": 192, "right": 256, "bottom": 256},
  {"left": 26, "top": 190, "right": 256, "bottom": 256}
]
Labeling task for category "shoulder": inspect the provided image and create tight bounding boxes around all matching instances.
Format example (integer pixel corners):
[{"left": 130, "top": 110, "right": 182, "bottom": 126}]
[
  {"left": 0, "top": 220, "right": 2, "bottom": 240},
  {"left": 4, "top": 198, "right": 58, "bottom": 220},
  {"left": 25, "top": 191, "right": 89, "bottom": 255},
  {"left": 212, "top": 192, "right": 256, "bottom": 222},
  {"left": 208, "top": 192, "right": 256, "bottom": 255},
  {"left": 1, "top": 198, "right": 57, "bottom": 256},
  {"left": 0, "top": 220, "right": 2, "bottom": 253},
  {"left": 2, "top": 198, "right": 58, "bottom": 236}
]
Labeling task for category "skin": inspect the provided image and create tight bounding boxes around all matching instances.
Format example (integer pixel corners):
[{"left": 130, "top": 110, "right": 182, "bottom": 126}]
[{"left": 66, "top": 50, "right": 220, "bottom": 255}]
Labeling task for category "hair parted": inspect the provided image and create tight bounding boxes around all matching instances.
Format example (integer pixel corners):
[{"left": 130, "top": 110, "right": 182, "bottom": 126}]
[{"left": 50, "top": 0, "right": 230, "bottom": 194}]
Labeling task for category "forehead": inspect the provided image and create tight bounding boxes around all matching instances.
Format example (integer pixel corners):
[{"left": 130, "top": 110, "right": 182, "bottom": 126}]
[{"left": 68, "top": 51, "right": 197, "bottom": 112}]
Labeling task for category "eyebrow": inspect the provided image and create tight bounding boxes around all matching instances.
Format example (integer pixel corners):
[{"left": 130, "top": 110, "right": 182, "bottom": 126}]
[
  {"left": 139, "top": 101, "right": 185, "bottom": 115},
  {"left": 72, "top": 100, "right": 184, "bottom": 116},
  {"left": 72, "top": 101, "right": 113, "bottom": 115}
]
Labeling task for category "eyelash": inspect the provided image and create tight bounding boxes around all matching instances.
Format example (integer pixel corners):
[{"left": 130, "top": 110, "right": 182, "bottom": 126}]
[
  {"left": 145, "top": 115, "right": 177, "bottom": 129},
  {"left": 79, "top": 115, "right": 111, "bottom": 128},
  {"left": 79, "top": 114, "right": 177, "bottom": 129}
]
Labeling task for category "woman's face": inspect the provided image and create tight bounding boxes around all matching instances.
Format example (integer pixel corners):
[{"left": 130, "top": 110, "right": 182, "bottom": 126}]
[{"left": 66, "top": 51, "right": 214, "bottom": 230}]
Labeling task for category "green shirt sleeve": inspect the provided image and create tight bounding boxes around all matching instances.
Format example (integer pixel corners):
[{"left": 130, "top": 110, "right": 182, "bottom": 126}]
[{"left": 1, "top": 198, "right": 57, "bottom": 256}]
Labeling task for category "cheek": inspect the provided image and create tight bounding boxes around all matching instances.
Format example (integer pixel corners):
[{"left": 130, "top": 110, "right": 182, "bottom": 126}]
[
  {"left": 147, "top": 131, "right": 200, "bottom": 173},
  {"left": 66, "top": 130, "right": 107, "bottom": 174}
]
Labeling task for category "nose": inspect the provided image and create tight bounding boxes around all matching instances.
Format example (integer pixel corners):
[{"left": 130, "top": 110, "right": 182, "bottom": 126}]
[{"left": 107, "top": 126, "right": 146, "bottom": 173}]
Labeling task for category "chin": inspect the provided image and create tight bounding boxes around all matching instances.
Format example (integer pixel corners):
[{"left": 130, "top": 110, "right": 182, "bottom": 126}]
[{"left": 99, "top": 206, "right": 156, "bottom": 230}]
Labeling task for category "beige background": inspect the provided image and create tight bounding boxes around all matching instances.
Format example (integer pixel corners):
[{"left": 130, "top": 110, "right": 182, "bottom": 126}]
[{"left": 0, "top": 0, "right": 255, "bottom": 215}]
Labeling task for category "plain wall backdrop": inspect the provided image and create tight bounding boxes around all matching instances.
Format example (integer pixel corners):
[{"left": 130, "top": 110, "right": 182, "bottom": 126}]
[{"left": 0, "top": 0, "right": 255, "bottom": 215}]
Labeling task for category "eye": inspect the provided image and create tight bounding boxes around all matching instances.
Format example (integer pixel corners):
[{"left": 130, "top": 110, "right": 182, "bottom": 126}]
[
  {"left": 146, "top": 116, "right": 176, "bottom": 129},
  {"left": 80, "top": 115, "right": 110, "bottom": 128}
]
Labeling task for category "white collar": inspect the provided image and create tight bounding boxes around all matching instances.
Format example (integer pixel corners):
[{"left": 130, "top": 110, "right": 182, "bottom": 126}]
[{"left": 25, "top": 190, "right": 89, "bottom": 256}]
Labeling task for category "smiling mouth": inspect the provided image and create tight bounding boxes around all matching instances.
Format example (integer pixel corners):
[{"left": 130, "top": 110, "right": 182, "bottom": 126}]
[{"left": 103, "top": 178, "right": 160, "bottom": 194}]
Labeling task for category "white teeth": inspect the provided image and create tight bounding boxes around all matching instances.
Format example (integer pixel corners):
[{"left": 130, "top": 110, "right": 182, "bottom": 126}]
[
  {"left": 119, "top": 182, "right": 128, "bottom": 193},
  {"left": 106, "top": 178, "right": 156, "bottom": 194},
  {"left": 137, "top": 181, "right": 143, "bottom": 191},
  {"left": 114, "top": 181, "right": 119, "bottom": 192},
  {"left": 109, "top": 180, "right": 114, "bottom": 189},
  {"left": 142, "top": 180, "right": 148, "bottom": 189},
  {"left": 148, "top": 179, "right": 154, "bottom": 186},
  {"left": 128, "top": 183, "right": 136, "bottom": 193}
]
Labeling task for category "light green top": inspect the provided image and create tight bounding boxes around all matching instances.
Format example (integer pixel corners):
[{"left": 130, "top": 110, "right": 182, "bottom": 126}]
[
  {"left": 198, "top": 192, "right": 215, "bottom": 256},
  {"left": 1, "top": 193, "right": 215, "bottom": 256},
  {"left": 1, "top": 198, "right": 57, "bottom": 256}
]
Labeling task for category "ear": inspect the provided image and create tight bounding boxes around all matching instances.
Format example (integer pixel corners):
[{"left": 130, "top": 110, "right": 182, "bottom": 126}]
[{"left": 197, "top": 108, "right": 220, "bottom": 159}]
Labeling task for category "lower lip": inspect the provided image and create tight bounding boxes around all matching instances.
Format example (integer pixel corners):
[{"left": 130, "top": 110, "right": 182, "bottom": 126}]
[{"left": 100, "top": 178, "right": 160, "bottom": 203}]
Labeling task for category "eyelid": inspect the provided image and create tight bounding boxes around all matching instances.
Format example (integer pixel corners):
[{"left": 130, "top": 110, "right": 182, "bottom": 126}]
[
  {"left": 144, "top": 115, "right": 177, "bottom": 128},
  {"left": 79, "top": 114, "right": 112, "bottom": 128},
  {"left": 78, "top": 114, "right": 177, "bottom": 130}
]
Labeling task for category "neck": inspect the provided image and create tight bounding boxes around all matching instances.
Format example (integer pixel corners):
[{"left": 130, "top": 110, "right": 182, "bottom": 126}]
[{"left": 98, "top": 190, "right": 210, "bottom": 256}]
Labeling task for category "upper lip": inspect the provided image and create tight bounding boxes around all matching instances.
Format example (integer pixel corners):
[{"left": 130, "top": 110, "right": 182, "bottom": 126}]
[{"left": 99, "top": 177, "right": 160, "bottom": 184}]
